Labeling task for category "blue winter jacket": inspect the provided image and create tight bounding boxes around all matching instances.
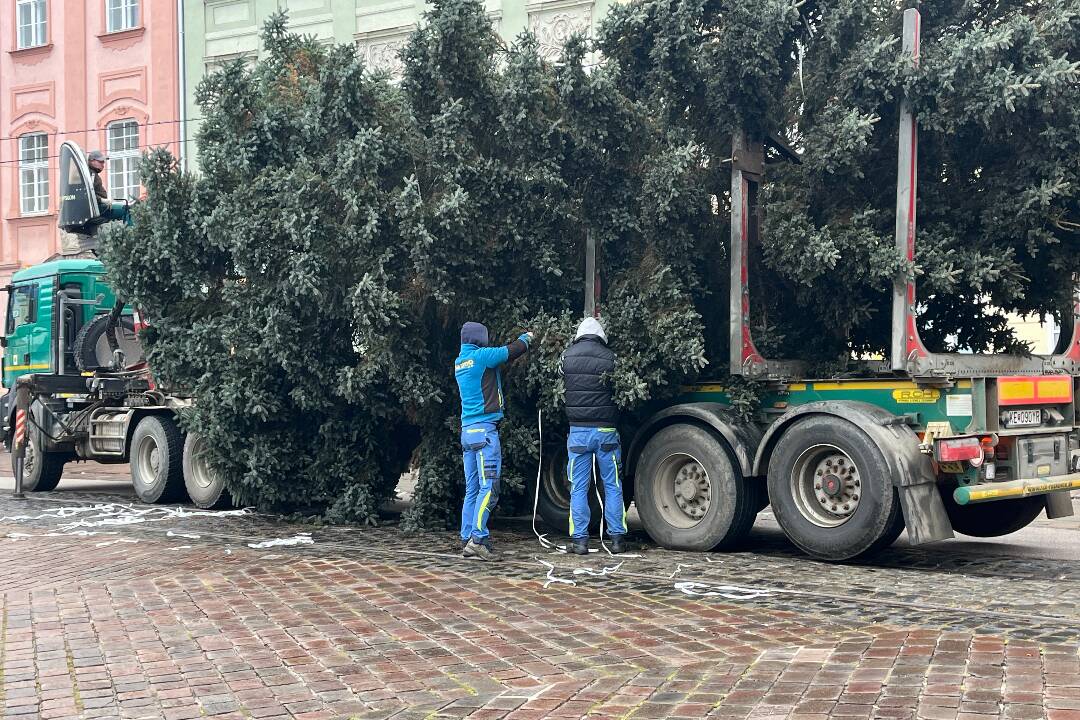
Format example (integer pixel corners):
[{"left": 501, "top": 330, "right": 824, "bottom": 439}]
[{"left": 455, "top": 323, "right": 530, "bottom": 426}]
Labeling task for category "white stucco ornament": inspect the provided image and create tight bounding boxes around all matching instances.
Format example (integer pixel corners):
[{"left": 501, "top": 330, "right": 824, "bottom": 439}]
[{"left": 528, "top": 1, "right": 593, "bottom": 60}]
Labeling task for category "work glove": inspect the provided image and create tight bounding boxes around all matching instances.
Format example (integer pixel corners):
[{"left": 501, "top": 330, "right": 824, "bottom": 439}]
[{"left": 519, "top": 331, "right": 534, "bottom": 347}]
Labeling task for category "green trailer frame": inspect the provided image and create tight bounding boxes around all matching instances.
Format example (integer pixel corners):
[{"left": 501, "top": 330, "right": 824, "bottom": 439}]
[{"left": 537, "top": 8, "right": 1080, "bottom": 561}]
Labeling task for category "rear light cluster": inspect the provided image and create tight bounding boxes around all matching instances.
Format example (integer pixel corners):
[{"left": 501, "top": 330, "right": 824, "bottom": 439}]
[{"left": 935, "top": 435, "right": 996, "bottom": 468}]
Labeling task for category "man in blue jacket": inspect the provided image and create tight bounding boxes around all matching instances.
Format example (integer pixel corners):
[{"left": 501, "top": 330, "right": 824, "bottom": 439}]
[
  {"left": 456, "top": 321, "right": 532, "bottom": 561},
  {"left": 562, "top": 317, "right": 626, "bottom": 555}
]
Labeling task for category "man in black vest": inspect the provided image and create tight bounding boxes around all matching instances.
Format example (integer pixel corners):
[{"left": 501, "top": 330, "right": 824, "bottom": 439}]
[{"left": 562, "top": 317, "right": 627, "bottom": 554}]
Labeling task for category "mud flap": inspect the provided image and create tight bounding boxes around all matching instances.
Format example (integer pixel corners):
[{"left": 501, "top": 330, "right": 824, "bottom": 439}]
[
  {"left": 881, "top": 416, "right": 953, "bottom": 546},
  {"left": 897, "top": 483, "right": 953, "bottom": 545},
  {"left": 756, "top": 401, "right": 955, "bottom": 546},
  {"left": 1045, "top": 490, "right": 1075, "bottom": 519}
]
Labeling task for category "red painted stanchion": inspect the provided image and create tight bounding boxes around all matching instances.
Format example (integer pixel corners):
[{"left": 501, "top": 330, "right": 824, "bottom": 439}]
[{"left": 11, "top": 385, "right": 29, "bottom": 499}]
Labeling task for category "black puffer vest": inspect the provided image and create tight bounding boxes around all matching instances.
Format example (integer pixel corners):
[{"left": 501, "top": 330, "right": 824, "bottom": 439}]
[{"left": 562, "top": 335, "right": 618, "bottom": 427}]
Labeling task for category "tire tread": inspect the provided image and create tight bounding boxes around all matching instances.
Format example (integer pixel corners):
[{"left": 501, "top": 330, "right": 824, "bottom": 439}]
[
  {"left": 767, "top": 415, "right": 906, "bottom": 561},
  {"left": 636, "top": 423, "right": 757, "bottom": 551},
  {"left": 131, "top": 415, "right": 186, "bottom": 504},
  {"left": 11, "top": 405, "right": 66, "bottom": 492},
  {"left": 73, "top": 315, "right": 112, "bottom": 372},
  {"left": 72, "top": 315, "right": 139, "bottom": 372},
  {"left": 942, "top": 487, "right": 1044, "bottom": 537},
  {"left": 183, "top": 433, "right": 230, "bottom": 509}
]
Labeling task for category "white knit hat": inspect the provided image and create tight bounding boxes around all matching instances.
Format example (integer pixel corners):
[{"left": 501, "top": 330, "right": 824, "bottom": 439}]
[{"left": 575, "top": 316, "right": 607, "bottom": 343}]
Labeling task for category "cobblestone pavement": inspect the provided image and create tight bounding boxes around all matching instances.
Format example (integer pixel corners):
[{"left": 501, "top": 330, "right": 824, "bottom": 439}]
[{"left": 0, "top": 477, "right": 1078, "bottom": 719}]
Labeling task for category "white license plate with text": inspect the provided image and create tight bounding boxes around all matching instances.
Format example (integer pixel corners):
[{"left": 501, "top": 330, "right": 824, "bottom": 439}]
[{"left": 1008, "top": 409, "right": 1042, "bottom": 427}]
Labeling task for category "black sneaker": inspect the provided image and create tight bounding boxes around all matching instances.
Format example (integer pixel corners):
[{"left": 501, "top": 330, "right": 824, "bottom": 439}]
[
  {"left": 571, "top": 538, "right": 589, "bottom": 555},
  {"left": 463, "top": 539, "right": 493, "bottom": 561},
  {"left": 609, "top": 534, "right": 628, "bottom": 554}
]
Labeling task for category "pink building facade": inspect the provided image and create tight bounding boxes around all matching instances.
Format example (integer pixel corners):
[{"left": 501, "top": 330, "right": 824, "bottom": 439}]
[{"left": 0, "top": 0, "right": 180, "bottom": 284}]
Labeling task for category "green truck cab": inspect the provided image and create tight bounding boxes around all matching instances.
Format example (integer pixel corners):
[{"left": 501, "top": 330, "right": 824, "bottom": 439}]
[
  {"left": 2, "top": 141, "right": 222, "bottom": 509},
  {"left": 3, "top": 259, "right": 118, "bottom": 389}
]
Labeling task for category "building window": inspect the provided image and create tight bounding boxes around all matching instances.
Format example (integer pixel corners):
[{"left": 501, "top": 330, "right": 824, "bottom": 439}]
[
  {"left": 19, "top": 133, "right": 49, "bottom": 215},
  {"left": 16, "top": 0, "right": 47, "bottom": 49},
  {"left": 107, "top": 119, "right": 140, "bottom": 200},
  {"left": 105, "top": 0, "right": 138, "bottom": 32}
]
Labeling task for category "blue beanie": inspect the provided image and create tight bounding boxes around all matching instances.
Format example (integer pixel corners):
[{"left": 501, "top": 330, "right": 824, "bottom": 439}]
[{"left": 460, "top": 322, "right": 489, "bottom": 346}]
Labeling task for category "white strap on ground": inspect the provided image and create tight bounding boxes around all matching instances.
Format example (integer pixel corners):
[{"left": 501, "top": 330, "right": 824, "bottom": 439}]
[
  {"left": 536, "top": 558, "right": 577, "bottom": 588},
  {"left": 247, "top": 533, "right": 314, "bottom": 549},
  {"left": 573, "top": 561, "right": 623, "bottom": 577},
  {"left": 674, "top": 581, "right": 774, "bottom": 601}
]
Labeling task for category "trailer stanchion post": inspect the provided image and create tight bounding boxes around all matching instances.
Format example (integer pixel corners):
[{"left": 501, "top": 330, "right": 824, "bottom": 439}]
[
  {"left": 585, "top": 230, "right": 598, "bottom": 318},
  {"left": 891, "top": 7, "right": 924, "bottom": 373},
  {"left": 12, "top": 384, "right": 30, "bottom": 499}
]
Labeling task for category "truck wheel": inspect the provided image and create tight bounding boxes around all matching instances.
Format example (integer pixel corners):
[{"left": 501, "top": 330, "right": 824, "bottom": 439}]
[
  {"left": 13, "top": 422, "right": 65, "bottom": 492},
  {"left": 635, "top": 424, "right": 758, "bottom": 551},
  {"left": 940, "top": 484, "right": 1044, "bottom": 537},
  {"left": 767, "top": 415, "right": 904, "bottom": 561},
  {"left": 183, "top": 433, "right": 231, "bottom": 509},
  {"left": 130, "top": 415, "right": 185, "bottom": 504},
  {"left": 73, "top": 314, "right": 144, "bottom": 372},
  {"left": 534, "top": 443, "right": 605, "bottom": 534}
]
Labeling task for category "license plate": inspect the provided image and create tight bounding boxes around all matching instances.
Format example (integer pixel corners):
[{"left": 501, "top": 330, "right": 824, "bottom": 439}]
[{"left": 1007, "top": 409, "right": 1042, "bottom": 427}]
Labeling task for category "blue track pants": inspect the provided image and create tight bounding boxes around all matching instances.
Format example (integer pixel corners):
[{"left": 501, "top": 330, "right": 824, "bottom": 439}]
[
  {"left": 460, "top": 423, "right": 501, "bottom": 542},
  {"left": 567, "top": 426, "right": 626, "bottom": 539}
]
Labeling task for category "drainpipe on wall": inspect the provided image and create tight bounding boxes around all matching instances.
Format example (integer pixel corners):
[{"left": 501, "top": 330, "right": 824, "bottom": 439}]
[{"left": 177, "top": 0, "right": 187, "bottom": 171}]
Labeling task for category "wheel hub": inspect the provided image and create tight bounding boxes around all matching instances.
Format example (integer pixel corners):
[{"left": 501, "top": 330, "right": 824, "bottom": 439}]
[
  {"left": 792, "top": 446, "right": 862, "bottom": 528},
  {"left": 673, "top": 461, "right": 710, "bottom": 519},
  {"left": 821, "top": 473, "right": 843, "bottom": 498},
  {"left": 655, "top": 452, "right": 714, "bottom": 529}
]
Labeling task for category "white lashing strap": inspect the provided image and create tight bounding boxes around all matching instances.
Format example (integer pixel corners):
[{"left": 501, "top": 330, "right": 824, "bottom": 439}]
[
  {"left": 531, "top": 408, "right": 615, "bottom": 556},
  {"left": 532, "top": 408, "right": 566, "bottom": 552},
  {"left": 674, "top": 581, "right": 774, "bottom": 601}
]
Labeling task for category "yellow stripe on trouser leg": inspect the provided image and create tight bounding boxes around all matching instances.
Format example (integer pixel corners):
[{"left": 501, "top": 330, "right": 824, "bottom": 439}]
[
  {"left": 476, "top": 491, "right": 491, "bottom": 531},
  {"left": 567, "top": 457, "right": 575, "bottom": 536},
  {"left": 475, "top": 450, "right": 491, "bottom": 532},
  {"left": 614, "top": 452, "right": 626, "bottom": 531}
]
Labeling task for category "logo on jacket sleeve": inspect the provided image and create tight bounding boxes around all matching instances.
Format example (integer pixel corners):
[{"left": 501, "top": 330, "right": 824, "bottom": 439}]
[{"left": 455, "top": 359, "right": 475, "bottom": 372}]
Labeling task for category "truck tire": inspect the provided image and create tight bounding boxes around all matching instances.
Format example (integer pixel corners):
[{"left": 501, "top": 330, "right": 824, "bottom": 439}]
[
  {"left": 532, "top": 443, "right": 608, "bottom": 534},
  {"left": 940, "top": 484, "right": 1044, "bottom": 537},
  {"left": 13, "top": 420, "right": 65, "bottom": 492},
  {"left": 767, "top": 415, "right": 904, "bottom": 561},
  {"left": 183, "top": 433, "right": 231, "bottom": 509},
  {"left": 73, "top": 314, "right": 144, "bottom": 372},
  {"left": 635, "top": 423, "right": 758, "bottom": 551},
  {"left": 130, "top": 415, "right": 185, "bottom": 504}
]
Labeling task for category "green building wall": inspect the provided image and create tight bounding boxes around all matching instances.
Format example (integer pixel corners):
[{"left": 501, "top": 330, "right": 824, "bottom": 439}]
[{"left": 180, "top": 0, "right": 617, "bottom": 170}]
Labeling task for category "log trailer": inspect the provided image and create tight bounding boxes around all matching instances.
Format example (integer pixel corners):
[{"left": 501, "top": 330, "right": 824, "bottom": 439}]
[
  {"left": 1, "top": 142, "right": 225, "bottom": 508},
  {"left": 535, "top": 7, "right": 1080, "bottom": 560},
  {"left": 4, "top": 11, "right": 1077, "bottom": 561}
]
